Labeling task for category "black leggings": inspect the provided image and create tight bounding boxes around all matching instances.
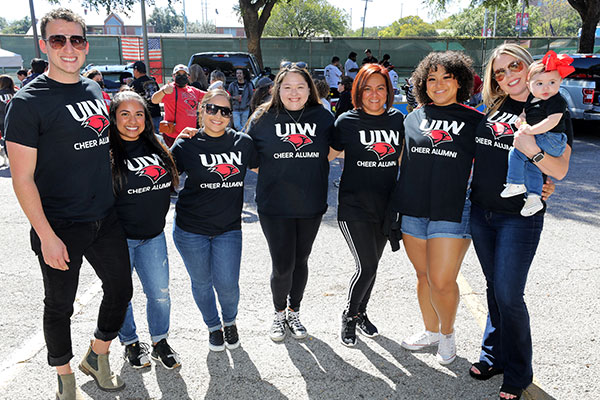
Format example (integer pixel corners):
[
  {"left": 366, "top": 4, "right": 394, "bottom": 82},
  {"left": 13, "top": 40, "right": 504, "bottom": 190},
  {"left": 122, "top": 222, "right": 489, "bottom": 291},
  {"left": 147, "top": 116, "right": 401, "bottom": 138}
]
[
  {"left": 338, "top": 220, "right": 387, "bottom": 316},
  {"left": 259, "top": 214, "right": 322, "bottom": 311}
]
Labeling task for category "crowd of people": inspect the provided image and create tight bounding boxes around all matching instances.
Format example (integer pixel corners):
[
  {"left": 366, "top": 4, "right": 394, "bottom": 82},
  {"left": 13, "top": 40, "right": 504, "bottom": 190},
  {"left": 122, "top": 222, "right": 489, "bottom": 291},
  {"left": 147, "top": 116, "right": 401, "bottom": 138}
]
[{"left": 2, "top": 7, "right": 573, "bottom": 400}]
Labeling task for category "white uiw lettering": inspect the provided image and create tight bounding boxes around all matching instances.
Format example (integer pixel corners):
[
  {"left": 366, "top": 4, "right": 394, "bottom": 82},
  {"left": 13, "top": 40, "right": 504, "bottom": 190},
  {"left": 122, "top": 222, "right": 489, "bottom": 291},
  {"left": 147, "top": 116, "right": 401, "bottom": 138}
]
[
  {"left": 199, "top": 151, "right": 243, "bottom": 167},
  {"left": 359, "top": 130, "right": 401, "bottom": 146},
  {"left": 275, "top": 123, "right": 317, "bottom": 137},
  {"left": 126, "top": 154, "right": 163, "bottom": 171},
  {"left": 419, "top": 119, "right": 465, "bottom": 135},
  {"left": 66, "top": 99, "right": 108, "bottom": 121},
  {"left": 489, "top": 111, "right": 519, "bottom": 125}
]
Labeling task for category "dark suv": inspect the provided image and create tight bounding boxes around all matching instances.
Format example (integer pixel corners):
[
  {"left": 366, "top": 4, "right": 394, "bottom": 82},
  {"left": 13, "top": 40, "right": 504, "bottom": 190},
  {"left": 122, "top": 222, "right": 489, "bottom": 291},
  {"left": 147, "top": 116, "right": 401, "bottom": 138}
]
[
  {"left": 187, "top": 52, "right": 263, "bottom": 86},
  {"left": 559, "top": 54, "right": 600, "bottom": 121}
]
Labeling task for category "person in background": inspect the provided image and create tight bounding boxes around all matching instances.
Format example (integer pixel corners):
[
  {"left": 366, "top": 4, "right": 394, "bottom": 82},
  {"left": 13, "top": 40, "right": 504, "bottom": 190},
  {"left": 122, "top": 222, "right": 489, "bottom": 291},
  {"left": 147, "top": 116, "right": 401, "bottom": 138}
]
[
  {"left": 380, "top": 53, "right": 391, "bottom": 68},
  {"left": 0, "top": 75, "right": 15, "bottom": 166},
  {"left": 208, "top": 70, "right": 226, "bottom": 91},
  {"left": 315, "top": 79, "right": 331, "bottom": 111},
  {"left": 22, "top": 58, "right": 48, "bottom": 86},
  {"left": 130, "top": 61, "right": 162, "bottom": 134},
  {"left": 344, "top": 52, "right": 359, "bottom": 80},
  {"left": 228, "top": 68, "right": 254, "bottom": 131},
  {"left": 151, "top": 64, "right": 205, "bottom": 147},
  {"left": 335, "top": 76, "right": 354, "bottom": 118},
  {"left": 362, "top": 49, "right": 378, "bottom": 65},
  {"left": 189, "top": 64, "right": 209, "bottom": 91},
  {"left": 108, "top": 91, "right": 181, "bottom": 370},
  {"left": 82, "top": 69, "right": 111, "bottom": 111},
  {"left": 16, "top": 69, "right": 28, "bottom": 87},
  {"left": 324, "top": 56, "right": 343, "bottom": 98},
  {"left": 249, "top": 76, "right": 273, "bottom": 115},
  {"left": 387, "top": 65, "right": 399, "bottom": 92}
]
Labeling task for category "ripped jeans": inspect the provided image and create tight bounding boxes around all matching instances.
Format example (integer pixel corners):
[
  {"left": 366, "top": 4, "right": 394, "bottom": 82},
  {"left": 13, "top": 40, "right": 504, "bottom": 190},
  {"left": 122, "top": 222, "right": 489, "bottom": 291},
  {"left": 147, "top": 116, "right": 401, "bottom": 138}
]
[{"left": 118, "top": 231, "right": 171, "bottom": 345}]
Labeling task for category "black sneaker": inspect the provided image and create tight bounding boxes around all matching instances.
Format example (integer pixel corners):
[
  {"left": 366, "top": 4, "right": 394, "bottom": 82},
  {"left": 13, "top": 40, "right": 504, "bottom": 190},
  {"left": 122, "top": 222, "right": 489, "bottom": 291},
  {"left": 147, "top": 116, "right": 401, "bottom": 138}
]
[
  {"left": 209, "top": 329, "right": 225, "bottom": 352},
  {"left": 224, "top": 324, "right": 240, "bottom": 350},
  {"left": 150, "top": 339, "right": 181, "bottom": 369},
  {"left": 340, "top": 311, "right": 358, "bottom": 347},
  {"left": 123, "top": 341, "right": 151, "bottom": 369},
  {"left": 357, "top": 312, "right": 379, "bottom": 337}
]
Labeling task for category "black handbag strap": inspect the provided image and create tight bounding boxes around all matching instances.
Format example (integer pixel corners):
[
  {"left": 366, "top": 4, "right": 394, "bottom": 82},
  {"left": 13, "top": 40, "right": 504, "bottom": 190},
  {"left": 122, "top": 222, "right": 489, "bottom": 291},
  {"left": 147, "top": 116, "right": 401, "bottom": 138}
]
[{"left": 173, "top": 86, "right": 178, "bottom": 121}]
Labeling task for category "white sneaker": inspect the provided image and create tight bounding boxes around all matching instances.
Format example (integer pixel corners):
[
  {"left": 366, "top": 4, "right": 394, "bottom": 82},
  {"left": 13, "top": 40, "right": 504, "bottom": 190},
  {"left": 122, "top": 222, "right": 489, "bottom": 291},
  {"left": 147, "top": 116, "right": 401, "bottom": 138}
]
[
  {"left": 436, "top": 332, "right": 456, "bottom": 365},
  {"left": 401, "top": 330, "right": 440, "bottom": 351},
  {"left": 500, "top": 183, "right": 527, "bottom": 198},
  {"left": 286, "top": 308, "right": 308, "bottom": 339},
  {"left": 521, "top": 194, "right": 543, "bottom": 217},
  {"left": 269, "top": 311, "right": 287, "bottom": 342}
]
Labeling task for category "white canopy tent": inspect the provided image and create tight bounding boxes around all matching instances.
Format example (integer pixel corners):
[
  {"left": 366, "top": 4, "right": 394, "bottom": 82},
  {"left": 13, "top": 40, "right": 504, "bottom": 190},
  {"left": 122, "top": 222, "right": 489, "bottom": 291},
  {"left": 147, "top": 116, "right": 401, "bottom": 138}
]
[{"left": 0, "top": 49, "right": 24, "bottom": 68}]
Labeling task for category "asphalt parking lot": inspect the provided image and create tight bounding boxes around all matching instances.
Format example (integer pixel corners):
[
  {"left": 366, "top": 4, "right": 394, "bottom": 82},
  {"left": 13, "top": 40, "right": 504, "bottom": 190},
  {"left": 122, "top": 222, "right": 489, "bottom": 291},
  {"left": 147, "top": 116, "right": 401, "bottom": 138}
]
[{"left": 0, "top": 132, "right": 598, "bottom": 399}]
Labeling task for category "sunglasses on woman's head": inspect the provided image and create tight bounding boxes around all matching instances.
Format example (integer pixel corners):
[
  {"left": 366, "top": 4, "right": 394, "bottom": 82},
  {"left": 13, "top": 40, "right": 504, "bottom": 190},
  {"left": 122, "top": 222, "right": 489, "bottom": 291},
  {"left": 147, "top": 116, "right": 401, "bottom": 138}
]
[
  {"left": 204, "top": 103, "right": 232, "bottom": 118},
  {"left": 280, "top": 61, "right": 308, "bottom": 70},
  {"left": 493, "top": 60, "right": 525, "bottom": 82},
  {"left": 44, "top": 35, "right": 87, "bottom": 50}
]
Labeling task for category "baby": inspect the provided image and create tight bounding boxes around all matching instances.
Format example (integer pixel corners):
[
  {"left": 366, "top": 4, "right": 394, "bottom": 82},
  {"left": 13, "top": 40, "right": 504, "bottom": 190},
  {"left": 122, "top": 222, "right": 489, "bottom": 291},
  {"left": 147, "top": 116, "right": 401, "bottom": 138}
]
[{"left": 500, "top": 51, "right": 574, "bottom": 216}]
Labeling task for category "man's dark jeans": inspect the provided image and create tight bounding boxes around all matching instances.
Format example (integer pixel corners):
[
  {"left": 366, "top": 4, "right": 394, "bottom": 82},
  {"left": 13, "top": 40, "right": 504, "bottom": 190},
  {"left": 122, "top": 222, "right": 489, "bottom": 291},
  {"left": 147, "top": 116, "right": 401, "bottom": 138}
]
[{"left": 31, "top": 210, "right": 132, "bottom": 366}]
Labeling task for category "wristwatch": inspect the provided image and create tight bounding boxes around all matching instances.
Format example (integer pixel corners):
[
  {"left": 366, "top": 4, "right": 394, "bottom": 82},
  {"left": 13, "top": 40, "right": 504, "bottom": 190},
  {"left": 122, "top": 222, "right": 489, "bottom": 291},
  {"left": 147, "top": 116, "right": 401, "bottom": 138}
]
[{"left": 531, "top": 150, "right": 545, "bottom": 163}]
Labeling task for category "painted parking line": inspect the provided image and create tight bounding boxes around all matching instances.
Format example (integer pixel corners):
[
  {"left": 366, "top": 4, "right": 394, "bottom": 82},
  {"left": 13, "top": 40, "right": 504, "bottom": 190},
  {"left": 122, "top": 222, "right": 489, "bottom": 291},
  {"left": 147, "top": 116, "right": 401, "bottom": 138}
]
[{"left": 0, "top": 280, "right": 103, "bottom": 388}]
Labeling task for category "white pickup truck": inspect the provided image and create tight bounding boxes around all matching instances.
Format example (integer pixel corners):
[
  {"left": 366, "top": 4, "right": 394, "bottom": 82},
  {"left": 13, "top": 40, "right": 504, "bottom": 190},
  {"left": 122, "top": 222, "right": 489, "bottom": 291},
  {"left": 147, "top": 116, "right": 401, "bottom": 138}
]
[{"left": 559, "top": 54, "right": 600, "bottom": 121}]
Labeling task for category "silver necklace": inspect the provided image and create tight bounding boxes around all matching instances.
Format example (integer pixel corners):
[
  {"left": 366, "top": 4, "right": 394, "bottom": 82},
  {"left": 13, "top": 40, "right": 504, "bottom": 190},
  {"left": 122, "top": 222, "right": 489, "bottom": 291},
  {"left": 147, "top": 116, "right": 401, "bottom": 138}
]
[{"left": 284, "top": 107, "right": 305, "bottom": 124}]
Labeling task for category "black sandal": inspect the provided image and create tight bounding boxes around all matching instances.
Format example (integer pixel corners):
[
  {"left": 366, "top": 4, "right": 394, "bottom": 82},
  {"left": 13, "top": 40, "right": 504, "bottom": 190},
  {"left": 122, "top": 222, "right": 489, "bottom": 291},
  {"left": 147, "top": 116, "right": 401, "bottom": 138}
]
[
  {"left": 469, "top": 361, "right": 503, "bottom": 381},
  {"left": 499, "top": 384, "right": 523, "bottom": 400}
]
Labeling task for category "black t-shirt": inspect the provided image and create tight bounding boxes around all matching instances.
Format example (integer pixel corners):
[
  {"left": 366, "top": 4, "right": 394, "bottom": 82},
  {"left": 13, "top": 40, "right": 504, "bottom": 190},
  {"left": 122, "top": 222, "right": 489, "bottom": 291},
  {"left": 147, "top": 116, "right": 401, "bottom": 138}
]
[
  {"left": 362, "top": 56, "right": 378, "bottom": 64},
  {"left": 248, "top": 105, "right": 335, "bottom": 218},
  {"left": 130, "top": 75, "right": 161, "bottom": 118},
  {"left": 5, "top": 75, "right": 114, "bottom": 222},
  {"left": 524, "top": 93, "right": 567, "bottom": 133},
  {"left": 391, "top": 103, "right": 484, "bottom": 222},
  {"left": 171, "top": 128, "right": 256, "bottom": 235},
  {"left": 471, "top": 96, "right": 574, "bottom": 215},
  {"left": 0, "top": 89, "right": 14, "bottom": 135},
  {"left": 333, "top": 108, "right": 404, "bottom": 222},
  {"left": 114, "top": 139, "right": 172, "bottom": 239}
]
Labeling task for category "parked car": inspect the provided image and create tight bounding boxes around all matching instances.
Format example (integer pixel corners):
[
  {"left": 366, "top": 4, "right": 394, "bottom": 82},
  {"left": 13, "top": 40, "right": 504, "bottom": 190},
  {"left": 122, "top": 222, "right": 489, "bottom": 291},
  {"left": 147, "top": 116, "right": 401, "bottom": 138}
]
[
  {"left": 557, "top": 54, "right": 600, "bottom": 121},
  {"left": 187, "top": 52, "right": 263, "bottom": 86}
]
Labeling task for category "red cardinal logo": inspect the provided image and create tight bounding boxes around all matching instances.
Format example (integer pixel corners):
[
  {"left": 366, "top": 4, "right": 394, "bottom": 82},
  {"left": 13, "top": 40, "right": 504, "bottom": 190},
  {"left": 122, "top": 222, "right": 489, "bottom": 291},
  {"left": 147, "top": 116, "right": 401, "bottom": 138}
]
[
  {"left": 486, "top": 121, "right": 514, "bottom": 139},
  {"left": 184, "top": 99, "right": 198, "bottom": 109},
  {"left": 367, "top": 142, "right": 396, "bottom": 160},
  {"left": 136, "top": 165, "right": 168, "bottom": 184},
  {"left": 209, "top": 163, "right": 240, "bottom": 181},
  {"left": 281, "top": 134, "right": 313, "bottom": 150},
  {"left": 425, "top": 129, "right": 453, "bottom": 147},
  {"left": 82, "top": 115, "right": 109, "bottom": 137}
]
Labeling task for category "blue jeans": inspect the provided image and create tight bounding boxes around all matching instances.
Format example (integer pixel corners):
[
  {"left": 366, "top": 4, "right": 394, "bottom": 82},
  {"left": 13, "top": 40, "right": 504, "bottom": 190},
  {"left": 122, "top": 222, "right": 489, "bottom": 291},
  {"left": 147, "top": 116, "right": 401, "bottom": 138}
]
[
  {"left": 506, "top": 132, "right": 567, "bottom": 196},
  {"left": 470, "top": 203, "right": 544, "bottom": 389},
  {"left": 118, "top": 232, "right": 171, "bottom": 345},
  {"left": 232, "top": 109, "right": 249, "bottom": 131},
  {"left": 152, "top": 116, "right": 162, "bottom": 135},
  {"left": 173, "top": 225, "right": 242, "bottom": 331}
]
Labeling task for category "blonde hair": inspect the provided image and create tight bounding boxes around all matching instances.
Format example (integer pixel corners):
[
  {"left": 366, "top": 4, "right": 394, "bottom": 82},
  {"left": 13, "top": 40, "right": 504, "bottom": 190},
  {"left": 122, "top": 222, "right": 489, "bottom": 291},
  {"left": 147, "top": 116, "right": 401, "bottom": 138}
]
[{"left": 482, "top": 43, "right": 534, "bottom": 113}]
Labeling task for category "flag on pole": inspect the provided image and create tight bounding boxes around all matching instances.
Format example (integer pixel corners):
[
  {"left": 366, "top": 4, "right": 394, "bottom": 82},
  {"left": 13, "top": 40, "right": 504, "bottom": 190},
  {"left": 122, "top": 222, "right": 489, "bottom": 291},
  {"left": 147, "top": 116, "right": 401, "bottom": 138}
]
[{"left": 121, "top": 37, "right": 163, "bottom": 84}]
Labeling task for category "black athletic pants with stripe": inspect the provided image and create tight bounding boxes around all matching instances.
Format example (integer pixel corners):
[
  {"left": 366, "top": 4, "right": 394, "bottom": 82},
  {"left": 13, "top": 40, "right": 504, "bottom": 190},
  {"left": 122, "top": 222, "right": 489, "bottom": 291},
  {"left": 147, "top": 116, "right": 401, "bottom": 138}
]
[{"left": 338, "top": 220, "right": 387, "bottom": 316}]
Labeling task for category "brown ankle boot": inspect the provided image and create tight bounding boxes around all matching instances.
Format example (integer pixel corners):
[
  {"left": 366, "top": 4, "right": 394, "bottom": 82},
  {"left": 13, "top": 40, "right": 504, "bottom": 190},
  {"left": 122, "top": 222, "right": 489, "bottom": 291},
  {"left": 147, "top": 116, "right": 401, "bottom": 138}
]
[
  {"left": 56, "top": 373, "right": 84, "bottom": 400},
  {"left": 78, "top": 341, "right": 125, "bottom": 392}
]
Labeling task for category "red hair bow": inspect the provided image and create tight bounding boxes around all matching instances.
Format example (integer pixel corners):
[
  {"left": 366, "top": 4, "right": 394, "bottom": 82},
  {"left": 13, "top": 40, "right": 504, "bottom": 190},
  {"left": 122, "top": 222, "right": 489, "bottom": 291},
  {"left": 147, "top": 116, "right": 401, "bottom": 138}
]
[{"left": 542, "top": 50, "right": 575, "bottom": 78}]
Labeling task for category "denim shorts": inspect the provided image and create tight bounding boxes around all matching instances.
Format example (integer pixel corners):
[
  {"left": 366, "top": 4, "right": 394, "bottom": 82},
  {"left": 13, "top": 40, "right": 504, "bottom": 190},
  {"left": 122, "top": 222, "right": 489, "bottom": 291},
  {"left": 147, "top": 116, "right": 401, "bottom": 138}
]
[{"left": 401, "top": 198, "right": 471, "bottom": 240}]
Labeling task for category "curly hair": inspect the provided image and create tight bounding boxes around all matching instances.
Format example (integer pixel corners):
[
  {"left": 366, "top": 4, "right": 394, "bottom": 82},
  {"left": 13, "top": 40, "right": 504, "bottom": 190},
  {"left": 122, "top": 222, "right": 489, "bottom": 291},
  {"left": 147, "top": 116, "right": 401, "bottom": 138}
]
[{"left": 411, "top": 51, "right": 474, "bottom": 105}]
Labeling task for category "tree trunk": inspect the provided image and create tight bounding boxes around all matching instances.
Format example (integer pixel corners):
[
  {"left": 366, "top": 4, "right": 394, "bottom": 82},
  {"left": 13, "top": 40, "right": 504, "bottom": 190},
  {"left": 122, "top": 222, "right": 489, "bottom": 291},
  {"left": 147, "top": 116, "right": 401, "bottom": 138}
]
[
  {"left": 568, "top": 0, "right": 600, "bottom": 53},
  {"left": 239, "top": 0, "right": 278, "bottom": 70}
]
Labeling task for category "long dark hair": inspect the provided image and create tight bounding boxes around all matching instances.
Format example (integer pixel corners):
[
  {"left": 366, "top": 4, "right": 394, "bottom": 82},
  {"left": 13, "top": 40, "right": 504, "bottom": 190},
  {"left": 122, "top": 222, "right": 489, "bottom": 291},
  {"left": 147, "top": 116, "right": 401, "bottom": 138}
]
[
  {"left": 0, "top": 75, "right": 15, "bottom": 93},
  {"left": 108, "top": 91, "right": 179, "bottom": 192}
]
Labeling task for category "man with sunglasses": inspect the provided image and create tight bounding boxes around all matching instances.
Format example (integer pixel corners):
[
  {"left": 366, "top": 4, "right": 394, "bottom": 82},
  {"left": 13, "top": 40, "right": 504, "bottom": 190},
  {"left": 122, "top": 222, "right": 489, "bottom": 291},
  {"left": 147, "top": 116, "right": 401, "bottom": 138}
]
[
  {"left": 4, "top": 8, "right": 132, "bottom": 400},
  {"left": 152, "top": 64, "right": 205, "bottom": 147}
]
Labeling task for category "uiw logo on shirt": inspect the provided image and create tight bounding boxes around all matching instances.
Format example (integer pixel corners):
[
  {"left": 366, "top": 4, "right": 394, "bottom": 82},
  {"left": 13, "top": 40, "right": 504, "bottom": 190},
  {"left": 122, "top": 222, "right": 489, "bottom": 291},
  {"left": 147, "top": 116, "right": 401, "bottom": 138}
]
[
  {"left": 200, "top": 151, "right": 242, "bottom": 181},
  {"left": 419, "top": 119, "right": 464, "bottom": 147},
  {"left": 66, "top": 99, "right": 109, "bottom": 137},
  {"left": 359, "top": 130, "right": 401, "bottom": 160},
  {"left": 127, "top": 154, "right": 168, "bottom": 184},
  {"left": 275, "top": 123, "right": 317, "bottom": 150},
  {"left": 486, "top": 111, "right": 518, "bottom": 139}
]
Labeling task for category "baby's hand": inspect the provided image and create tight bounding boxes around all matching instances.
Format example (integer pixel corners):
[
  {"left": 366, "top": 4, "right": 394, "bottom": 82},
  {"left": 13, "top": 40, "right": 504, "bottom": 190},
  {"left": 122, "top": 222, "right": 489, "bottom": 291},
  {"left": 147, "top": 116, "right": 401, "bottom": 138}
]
[{"left": 519, "top": 123, "right": 533, "bottom": 135}]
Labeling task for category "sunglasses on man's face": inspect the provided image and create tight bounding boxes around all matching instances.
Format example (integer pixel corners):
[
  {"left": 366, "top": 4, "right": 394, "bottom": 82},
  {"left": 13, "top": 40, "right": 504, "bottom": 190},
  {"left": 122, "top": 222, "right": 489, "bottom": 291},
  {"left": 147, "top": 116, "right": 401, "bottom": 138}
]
[
  {"left": 44, "top": 34, "right": 87, "bottom": 50},
  {"left": 280, "top": 61, "right": 308, "bottom": 70},
  {"left": 493, "top": 60, "right": 525, "bottom": 82},
  {"left": 204, "top": 103, "right": 233, "bottom": 118}
]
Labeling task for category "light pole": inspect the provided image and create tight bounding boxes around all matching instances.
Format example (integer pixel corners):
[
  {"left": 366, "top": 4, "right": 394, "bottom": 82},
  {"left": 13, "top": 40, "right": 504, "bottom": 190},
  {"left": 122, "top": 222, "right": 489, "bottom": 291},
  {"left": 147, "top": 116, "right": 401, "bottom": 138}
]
[
  {"left": 141, "top": 0, "right": 150, "bottom": 69},
  {"left": 28, "top": 0, "right": 41, "bottom": 58},
  {"left": 361, "top": 0, "right": 373, "bottom": 37}
]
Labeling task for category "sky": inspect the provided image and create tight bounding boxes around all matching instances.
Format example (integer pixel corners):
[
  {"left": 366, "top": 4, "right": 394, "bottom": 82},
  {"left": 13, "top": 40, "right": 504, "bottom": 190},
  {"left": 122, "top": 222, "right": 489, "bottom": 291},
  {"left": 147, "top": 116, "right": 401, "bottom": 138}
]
[{"left": 5, "top": 0, "right": 471, "bottom": 30}]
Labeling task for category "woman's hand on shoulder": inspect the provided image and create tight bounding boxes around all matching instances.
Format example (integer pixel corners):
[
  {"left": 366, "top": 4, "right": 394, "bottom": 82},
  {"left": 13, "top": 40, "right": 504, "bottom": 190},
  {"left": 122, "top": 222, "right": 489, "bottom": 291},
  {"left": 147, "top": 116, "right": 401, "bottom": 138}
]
[{"left": 177, "top": 128, "right": 199, "bottom": 140}]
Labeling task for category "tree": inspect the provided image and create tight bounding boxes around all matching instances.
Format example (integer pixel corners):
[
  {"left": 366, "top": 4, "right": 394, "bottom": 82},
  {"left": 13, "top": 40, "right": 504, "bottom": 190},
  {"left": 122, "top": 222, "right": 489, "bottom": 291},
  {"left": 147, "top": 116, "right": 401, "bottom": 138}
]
[
  {"left": 379, "top": 16, "right": 438, "bottom": 37},
  {"left": 444, "top": 3, "right": 536, "bottom": 36},
  {"left": 345, "top": 26, "right": 386, "bottom": 37},
  {"left": 263, "top": 0, "right": 349, "bottom": 37},
  {"left": 48, "top": 0, "right": 172, "bottom": 15},
  {"left": 238, "top": 0, "right": 280, "bottom": 69},
  {"left": 533, "top": 0, "right": 580, "bottom": 36},
  {"left": 2, "top": 16, "right": 31, "bottom": 34},
  {"left": 148, "top": 6, "right": 184, "bottom": 33}
]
